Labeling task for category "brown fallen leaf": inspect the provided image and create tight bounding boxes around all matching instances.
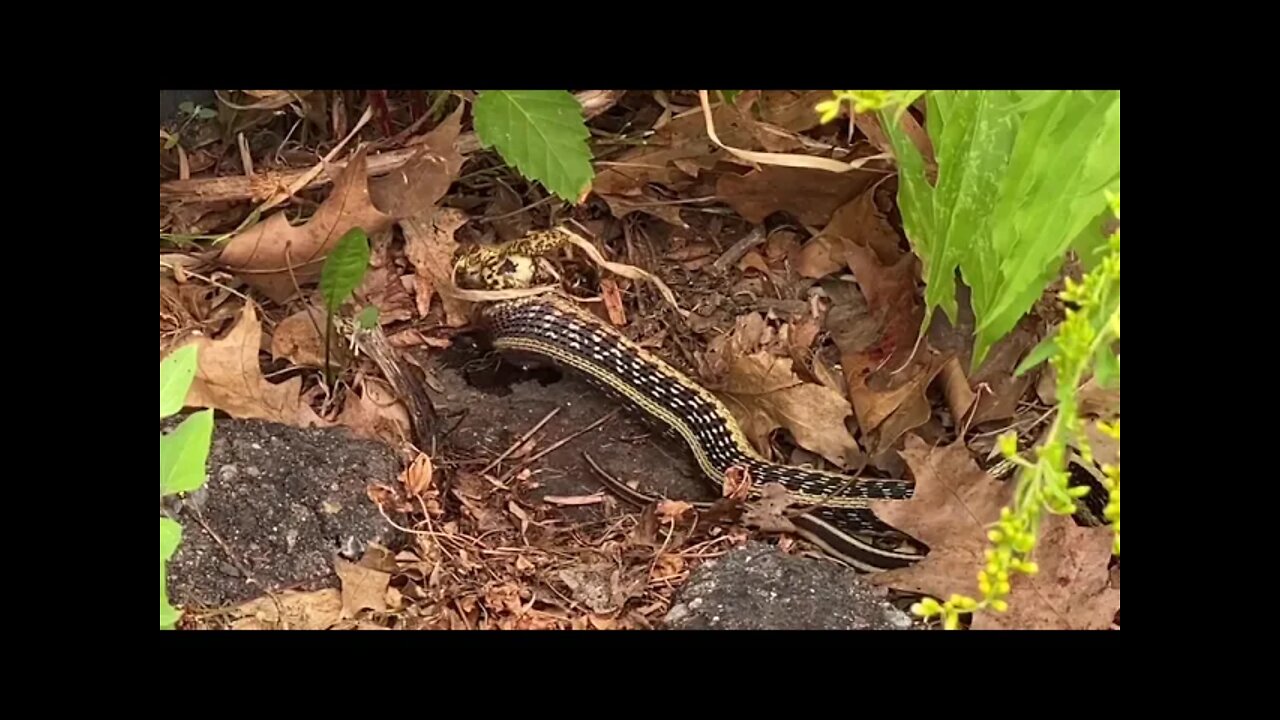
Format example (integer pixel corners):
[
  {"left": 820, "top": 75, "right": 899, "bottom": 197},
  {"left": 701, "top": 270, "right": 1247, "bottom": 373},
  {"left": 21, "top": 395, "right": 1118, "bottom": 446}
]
[
  {"left": 737, "top": 250, "right": 772, "bottom": 277},
  {"left": 823, "top": 233, "right": 936, "bottom": 454},
  {"left": 335, "top": 557, "right": 391, "bottom": 618},
  {"left": 651, "top": 553, "right": 686, "bottom": 582},
  {"left": 336, "top": 374, "right": 413, "bottom": 446},
  {"left": 482, "top": 580, "right": 526, "bottom": 616},
  {"left": 967, "top": 323, "right": 1039, "bottom": 427},
  {"left": 721, "top": 465, "right": 753, "bottom": 501},
  {"left": 181, "top": 302, "right": 326, "bottom": 427},
  {"left": 353, "top": 241, "right": 416, "bottom": 326},
  {"left": 219, "top": 147, "right": 393, "bottom": 303},
  {"left": 269, "top": 306, "right": 335, "bottom": 369},
  {"left": 657, "top": 499, "right": 696, "bottom": 520},
  {"left": 754, "top": 91, "right": 838, "bottom": 134},
  {"left": 970, "top": 516, "right": 1119, "bottom": 631},
  {"left": 716, "top": 166, "right": 877, "bottom": 226},
  {"left": 794, "top": 234, "right": 846, "bottom": 279},
  {"left": 220, "top": 110, "right": 465, "bottom": 303},
  {"left": 867, "top": 436, "right": 1119, "bottom": 630},
  {"left": 742, "top": 483, "right": 798, "bottom": 534},
  {"left": 824, "top": 185, "right": 904, "bottom": 265},
  {"left": 598, "top": 192, "right": 690, "bottom": 227},
  {"left": 557, "top": 564, "right": 618, "bottom": 614},
  {"left": 230, "top": 589, "right": 343, "bottom": 630},
  {"left": 368, "top": 105, "right": 465, "bottom": 217},
  {"left": 717, "top": 352, "right": 863, "bottom": 468},
  {"left": 938, "top": 356, "right": 977, "bottom": 429},
  {"left": 401, "top": 452, "right": 435, "bottom": 499},
  {"left": 592, "top": 99, "right": 753, "bottom": 198},
  {"left": 402, "top": 207, "right": 471, "bottom": 327}
]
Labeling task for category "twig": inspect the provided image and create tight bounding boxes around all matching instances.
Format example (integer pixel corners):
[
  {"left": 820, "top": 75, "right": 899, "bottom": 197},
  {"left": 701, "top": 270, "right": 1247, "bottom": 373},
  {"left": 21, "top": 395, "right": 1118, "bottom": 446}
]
[
  {"left": 160, "top": 91, "right": 623, "bottom": 205},
  {"left": 498, "top": 408, "right": 622, "bottom": 484},
  {"left": 186, "top": 507, "right": 259, "bottom": 586},
  {"left": 710, "top": 226, "right": 766, "bottom": 275},
  {"left": 478, "top": 408, "right": 561, "bottom": 476}
]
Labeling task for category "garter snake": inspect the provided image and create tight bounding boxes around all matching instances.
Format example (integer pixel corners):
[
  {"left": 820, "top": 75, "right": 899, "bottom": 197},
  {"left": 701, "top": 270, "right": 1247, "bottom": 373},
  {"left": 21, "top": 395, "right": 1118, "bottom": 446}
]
[{"left": 455, "top": 229, "right": 1038, "bottom": 572}]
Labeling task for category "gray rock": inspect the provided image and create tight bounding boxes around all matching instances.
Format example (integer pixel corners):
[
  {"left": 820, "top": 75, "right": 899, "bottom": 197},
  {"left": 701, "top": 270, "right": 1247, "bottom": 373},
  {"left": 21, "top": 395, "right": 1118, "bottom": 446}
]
[
  {"left": 661, "top": 542, "right": 916, "bottom": 630},
  {"left": 161, "top": 416, "right": 405, "bottom": 609}
]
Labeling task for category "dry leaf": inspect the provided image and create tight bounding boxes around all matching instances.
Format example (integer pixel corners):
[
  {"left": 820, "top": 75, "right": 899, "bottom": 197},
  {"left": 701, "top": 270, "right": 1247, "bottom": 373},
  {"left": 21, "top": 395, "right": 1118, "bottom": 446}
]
[
  {"left": 269, "top": 306, "right": 334, "bottom": 369},
  {"left": 482, "top": 581, "right": 526, "bottom": 616},
  {"left": 598, "top": 193, "right": 690, "bottom": 227},
  {"left": 737, "top": 250, "right": 772, "bottom": 276},
  {"left": 335, "top": 557, "right": 391, "bottom": 618},
  {"left": 219, "top": 110, "right": 465, "bottom": 303},
  {"left": 823, "top": 237, "right": 937, "bottom": 453},
  {"left": 336, "top": 375, "right": 413, "bottom": 446},
  {"left": 967, "top": 324, "right": 1039, "bottom": 426},
  {"left": 368, "top": 106, "right": 465, "bottom": 217},
  {"left": 794, "top": 234, "right": 846, "bottom": 279},
  {"left": 401, "top": 452, "right": 436, "bottom": 499},
  {"left": 403, "top": 207, "right": 471, "bottom": 327},
  {"left": 721, "top": 465, "right": 753, "bottom": 501},
  {"left": 219, "top": 147, "right": 393, "bottom": 303},
  {"left": 716, "top": 166, "right": 877, "bottom": 226},
  {"left": 181, "top": 303, "right": 325, "bottom": 427},
  {"left": 651, "top": 553, "right": 686, "bottom": 582},
  {"left": 972, "top": 516, "right": 1119, "bottom": 630},
  {"left": 557, "top": 565, "right": 618, "bottom": 614},
  {"left": 755, "top": 91, "right": 838, "bottom": 134},
  {"left": 656, "top": 499, "right": 696, "bottom": 520},
  {"left": 938, "top": 356, "right": 977, "bottom": 428},
  {"left": 825, "top": 187, "right": 903, "bottom": 265},
  {"left": 742, "top": 483, "right": 798, "bottom": 534},
  {"left": 867, "top": 436, "right": 1119, "bottom": 630},
  {"left": 230, "top": 589, "right": 343, "bottom": 630},
  {"left": 717, "top": 352, "right": 862, "bottom": 467},
  {"left": 1078, "top": 376, "right": 1121, "bottom": 418}
]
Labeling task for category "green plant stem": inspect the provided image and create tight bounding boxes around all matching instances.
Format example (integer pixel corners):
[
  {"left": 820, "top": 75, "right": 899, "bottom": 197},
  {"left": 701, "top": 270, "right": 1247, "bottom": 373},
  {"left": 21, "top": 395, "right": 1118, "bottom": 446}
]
[{"left": 324, "top": 308, "right": 335, "bottom": 389}]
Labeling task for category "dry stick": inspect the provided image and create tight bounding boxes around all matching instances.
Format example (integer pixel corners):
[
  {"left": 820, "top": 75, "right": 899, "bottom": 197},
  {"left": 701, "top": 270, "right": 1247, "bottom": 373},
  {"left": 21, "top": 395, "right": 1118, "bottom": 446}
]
[
  {"left": 478, "top": 407, "right": 561, "bottom": 476},
  {"left": 161, "top": 91, "right": 624, "bottom": 205},
  {"left": 710, "top": 226, "right": 766, "bottom": 276},
  {"left": 186, "top": 507, "right": 259, "bottom": 587},
  {"left": 497, "top": 408, "right": 623, "bottom": 485}
]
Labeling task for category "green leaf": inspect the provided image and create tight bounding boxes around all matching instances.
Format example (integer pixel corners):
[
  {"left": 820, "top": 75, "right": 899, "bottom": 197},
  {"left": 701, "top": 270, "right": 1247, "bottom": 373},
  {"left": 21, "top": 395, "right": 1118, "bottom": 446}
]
[
  {"left": 719, "top": 90, "right": 742, "bottom": 103},
  {"left": 357, "top": 305, "right": 380, "bottom": 330},
  {"left": 320, "top": 227, "right": 371, "bottom": 314},
  {"left": 196, "top": 107, "right": 217, "bottom": 121},
  {"left": 164, "top": 134, "right": 180, "bottom": 150},
  {"left": 160, "top": 345, "right": 199, "bottom": 418},
  {"left": 878, "top": 105, "right": 937, "bottom": 327},
  {"left": 161, "top": 517, "right": 183, "bottom": 629},
  {"left": 160, "top": 409, "right": 214, "bottom": 496},
  {"left": 1093, "top": 345, "right": 1120, "bottom": 388},
  {"left": 473, "top": 90, "right": 594, "bottom": 202},
  {"left": 1015, "top": 336, "right": 1057, "bottom": 377},
  {"left": 178, "top": 101, "right": 194, "bottom": 115}
]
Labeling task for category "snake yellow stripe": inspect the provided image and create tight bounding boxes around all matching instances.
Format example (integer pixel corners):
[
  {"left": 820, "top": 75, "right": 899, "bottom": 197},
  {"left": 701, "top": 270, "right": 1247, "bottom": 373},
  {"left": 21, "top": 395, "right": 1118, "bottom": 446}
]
[{"left": 479, "top": 294, "right": 928, "bottom": 571}]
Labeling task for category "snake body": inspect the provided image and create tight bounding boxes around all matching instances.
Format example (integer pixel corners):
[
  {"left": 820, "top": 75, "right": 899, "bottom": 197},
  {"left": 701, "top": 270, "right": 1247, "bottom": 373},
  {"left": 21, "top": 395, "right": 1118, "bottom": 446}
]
[{"left": 479, "top": 293, "right": 928, "bottom": 571}]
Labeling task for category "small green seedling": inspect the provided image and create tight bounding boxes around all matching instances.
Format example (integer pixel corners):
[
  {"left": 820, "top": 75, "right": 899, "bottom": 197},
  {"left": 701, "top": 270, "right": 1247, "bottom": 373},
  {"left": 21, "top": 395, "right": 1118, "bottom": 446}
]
[{"left": 160, "top": 344, "right": 214, "bottom": 629}]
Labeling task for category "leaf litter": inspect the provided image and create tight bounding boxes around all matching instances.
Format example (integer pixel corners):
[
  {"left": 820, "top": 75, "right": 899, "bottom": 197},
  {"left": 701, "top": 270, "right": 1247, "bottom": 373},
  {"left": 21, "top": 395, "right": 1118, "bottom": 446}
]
[
  {"left": 163, "top": 91, "right": 1113, "bottom": 630},
  {"left": 219, "top": 108, "right": 465, "bottom": 303},
  {"left": 866, "top": 436, "right": 1119, "bottom": 630}
]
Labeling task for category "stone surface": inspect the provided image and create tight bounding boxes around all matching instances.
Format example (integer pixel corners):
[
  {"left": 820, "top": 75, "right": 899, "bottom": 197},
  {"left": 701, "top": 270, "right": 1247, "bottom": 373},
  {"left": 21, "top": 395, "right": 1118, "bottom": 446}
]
[
  {"left": 162, "top": 416, "right": 405, "bottom": 610},
  {"left": 661, "top": 542, "right": 916, "bottom": 630}
]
